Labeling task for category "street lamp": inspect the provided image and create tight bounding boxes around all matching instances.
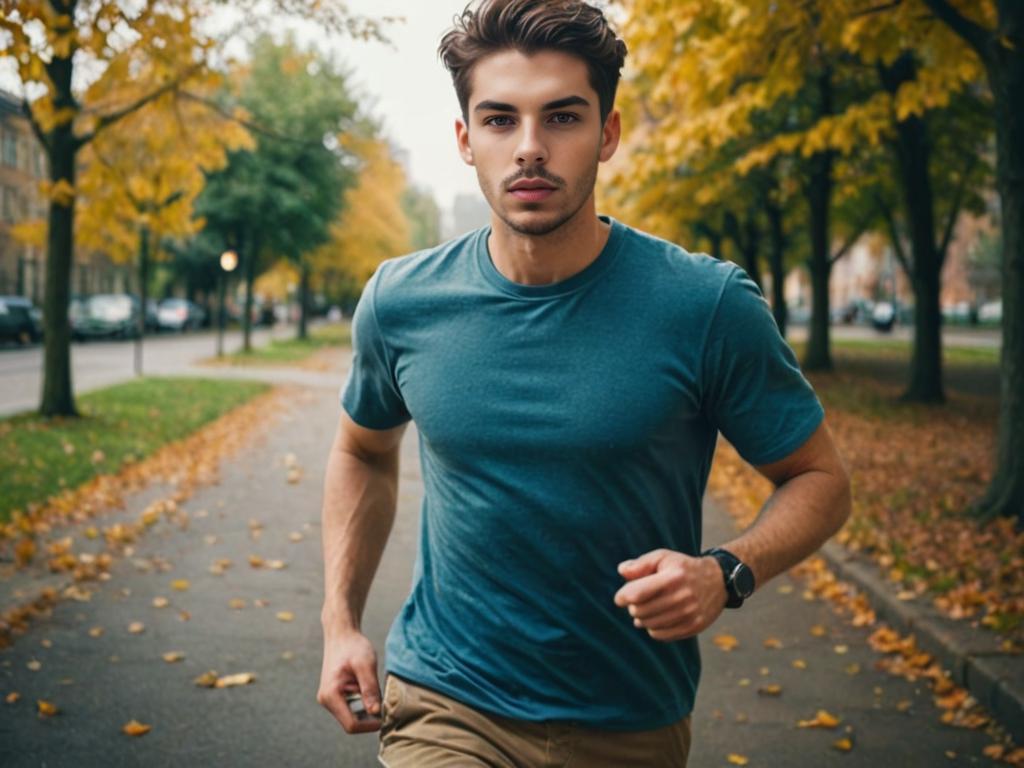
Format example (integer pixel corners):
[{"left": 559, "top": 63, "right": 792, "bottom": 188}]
[{"left": 217, "top": 249, "right": 238, "bottom": 357}]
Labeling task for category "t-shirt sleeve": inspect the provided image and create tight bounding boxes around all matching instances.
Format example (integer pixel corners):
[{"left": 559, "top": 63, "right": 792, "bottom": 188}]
[
  {"left": 701, "top": 264, "right": 824, "bottom": 466},
  {"left": 339, "top": 265, "right": 412, "bottom": 430}
]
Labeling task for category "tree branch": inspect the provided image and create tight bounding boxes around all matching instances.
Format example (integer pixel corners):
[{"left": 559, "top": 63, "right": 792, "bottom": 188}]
[
  {"left": 178, "top": 90, "right": 333, "bottom": 149},
  {"left": 830, "top": 224, "right": 866, "bottom": 265},
  {"left": 73, "top": 62, "right": 204, "bottom": 150},
  {"left": 919, "top": 0, "right": 992, "bottom": 63},
  {"left": 937, "top": 154, "right": 977, "bottom": 266},
  {"left": 873, "top": 192, "right": 913, "bottom": 278}
]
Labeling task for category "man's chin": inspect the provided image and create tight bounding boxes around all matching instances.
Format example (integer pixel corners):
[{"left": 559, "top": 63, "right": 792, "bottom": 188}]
[{"left": 499, "top": 209, "right": 574, "bottom": 237}]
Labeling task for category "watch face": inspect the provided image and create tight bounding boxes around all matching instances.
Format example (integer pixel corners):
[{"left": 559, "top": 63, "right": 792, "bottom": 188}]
[{"left": 732, "top": 564, "right": 756, "bottom": 598}]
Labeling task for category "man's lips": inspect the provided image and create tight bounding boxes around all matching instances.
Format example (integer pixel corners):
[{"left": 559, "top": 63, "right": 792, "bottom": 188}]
[{"left": 508, "top": 180, "right": 558, "bottom": 201}]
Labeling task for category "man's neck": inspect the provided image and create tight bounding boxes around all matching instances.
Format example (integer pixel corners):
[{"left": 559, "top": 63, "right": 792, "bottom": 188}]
[{"left": 486, "top": 202, "right": 611, "bottom": 287}]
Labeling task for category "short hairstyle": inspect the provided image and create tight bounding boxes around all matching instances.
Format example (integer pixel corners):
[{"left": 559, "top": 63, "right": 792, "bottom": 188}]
[{"left": 438, "top": 0, "right": 628, "bottom": 125}]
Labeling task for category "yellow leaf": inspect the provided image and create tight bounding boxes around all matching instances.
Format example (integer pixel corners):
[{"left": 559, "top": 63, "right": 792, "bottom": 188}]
[
  {"left": 37, "top": 699, "right": 59, "bottom": 717},
  {"left": 758, "top": 684, "right": 782, "bottom": 697},
  {"left": 128, "top": 621, "right": 145, "bottom": 634},
  {"left": 276, "top": 611, "right": 294, "bottom": 622},
  {"left": 215, "top": 672, "right": 256, "bottom": 688},
  {"left": 152, "top": 596, "right": 169, "bottom": 608},
  {"left": 763, "top": 637, "right": 782, "bottom": 649},
  {"left": 833, "top": 737, "right": 853, "bottom": 751},
  {"left": 170, "top": 579, "right": 190, "bottom": 591},
  {"left": 797, "top": 709, "right": 841, "bottom": 728},
  {"left": 6, "top": 692, "right": 21, "bottom": 704},
  {"left": 727, "top": 754, "right": 749, "bottom": 766},
  {"left": 713, "top": 633, "right": 739, "bottom": 651},
  {"left": 193, "top": 671, "right": 219, "bottom": 688},
  {"left": 122, "top": 719, "right": 152, "bottom": 736},
  {"left": 48, "top": 178, "right": 75, "bottom": 206},
  {"left": 162, "top": 651, "right": 185, "bottom": 663}
]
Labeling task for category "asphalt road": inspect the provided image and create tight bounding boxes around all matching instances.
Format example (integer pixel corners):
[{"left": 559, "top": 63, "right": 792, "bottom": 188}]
[
  {"left": 0, "top": 352, "right": 1007, "bottom": 766},
  {"left": 0, "top": 326, "right": 293, "bottom": 418}
]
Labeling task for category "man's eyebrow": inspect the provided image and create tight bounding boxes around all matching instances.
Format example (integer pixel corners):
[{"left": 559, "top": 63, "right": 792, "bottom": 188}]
[{"left": 473, "top": 95, "right": 591, "bottom": 113}]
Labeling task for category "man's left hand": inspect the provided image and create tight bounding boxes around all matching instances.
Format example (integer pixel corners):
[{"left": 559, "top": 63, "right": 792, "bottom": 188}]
[{"left": 613, "top": 549, "right": 727, "bottom": 642}]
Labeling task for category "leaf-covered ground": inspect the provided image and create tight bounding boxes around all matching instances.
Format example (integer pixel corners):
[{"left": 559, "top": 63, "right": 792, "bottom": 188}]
[
  {"left": 709, "top": 368, "right": 1022, "bottom": 645},
  {"left": 0, "top": 378, "right": 270, "bottom": 526}
]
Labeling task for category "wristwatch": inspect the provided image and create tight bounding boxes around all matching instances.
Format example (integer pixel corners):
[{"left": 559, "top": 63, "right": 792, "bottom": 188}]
[{"left": 702, "top": 547, "right": 756, "bottom": 609}]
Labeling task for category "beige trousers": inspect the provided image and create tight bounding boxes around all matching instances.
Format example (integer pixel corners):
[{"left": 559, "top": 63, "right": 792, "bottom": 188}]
[{"left": 377, "top": 673, "right": 691, "bottom": 768}]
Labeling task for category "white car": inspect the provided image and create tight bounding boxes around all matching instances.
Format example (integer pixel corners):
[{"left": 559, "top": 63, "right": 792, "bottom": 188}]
[{"left": 157, "top": 298, "right": 205, "bottom": 331}]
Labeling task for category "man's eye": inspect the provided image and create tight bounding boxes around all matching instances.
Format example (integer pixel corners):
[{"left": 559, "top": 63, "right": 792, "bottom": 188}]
[
  {"left": 550, "top": 113, "right": 578, "bottom": 124},
  {"left": 484, "top": 116, "right": 514, "bottom": 127}
]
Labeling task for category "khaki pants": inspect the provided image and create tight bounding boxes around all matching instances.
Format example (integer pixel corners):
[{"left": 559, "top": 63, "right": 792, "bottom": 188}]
[{"left": 377, "top": 673, "right": 691, "bottom": 768}]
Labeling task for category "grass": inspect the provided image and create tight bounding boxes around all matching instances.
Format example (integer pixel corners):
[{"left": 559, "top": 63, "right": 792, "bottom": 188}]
[
  {"left": 215, "top": 322, "right": 351, "bottom": 365},
  {"left": 789, "top": 336, "right": 1000, "bottom": 366},
  {"left": 0, "top": 377, "right": 269, "bottom": 524}
]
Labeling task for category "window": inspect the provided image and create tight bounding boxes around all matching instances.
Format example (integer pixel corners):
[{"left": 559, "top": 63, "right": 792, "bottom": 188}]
[{"left": 2, "top": 128, "right": 17, "bottom": 167}]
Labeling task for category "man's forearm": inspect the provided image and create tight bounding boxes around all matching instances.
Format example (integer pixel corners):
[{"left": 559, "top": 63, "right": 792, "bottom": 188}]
[
  {"left": 718, "top": 467, "right": 851, "bottom": 592},
  {"left": 320, "top": 445, "right": 399, "bottom": 634}
]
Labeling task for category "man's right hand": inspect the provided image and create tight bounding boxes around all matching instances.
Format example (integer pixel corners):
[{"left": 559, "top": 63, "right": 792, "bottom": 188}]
[{"left": 317, "top": 629, "right": 383, "bottom": 733}]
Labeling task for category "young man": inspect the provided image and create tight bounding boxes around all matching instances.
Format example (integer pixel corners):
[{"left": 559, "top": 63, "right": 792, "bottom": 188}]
[{"left": 317, "top": 1, "right": 851, "bottom": 765}]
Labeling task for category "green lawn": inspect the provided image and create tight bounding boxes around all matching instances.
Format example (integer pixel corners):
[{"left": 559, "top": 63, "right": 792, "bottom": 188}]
[
  {"left": 0, "top": 377, "right": 269, "bottom": 524},
  {"left": 789, "top": 336, "right": 1000, "bottom": 366},
  {"left": 214, "top": 322, "right": 351, "bottom": 365}
]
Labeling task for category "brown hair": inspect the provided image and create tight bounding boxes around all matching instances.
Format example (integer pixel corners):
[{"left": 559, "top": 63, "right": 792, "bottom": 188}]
[{"left": 438, "top": 0, "right": 628, "bottom": 125}]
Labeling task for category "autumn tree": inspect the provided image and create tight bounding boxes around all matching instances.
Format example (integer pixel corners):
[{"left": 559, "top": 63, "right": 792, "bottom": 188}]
[
  {"left": 917, "top": 0, "right": 1024, "bottom": 524},
  {"left": 0, "top": 0, "right": 384, "bottom": 417},
  {"left": 193, "top": 34, "right": 361, "bottom": 347}
]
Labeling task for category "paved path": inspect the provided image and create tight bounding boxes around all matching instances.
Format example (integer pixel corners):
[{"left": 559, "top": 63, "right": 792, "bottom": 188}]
[{"left": 0, "top": 362, "right": 1006, "bottom": 766}]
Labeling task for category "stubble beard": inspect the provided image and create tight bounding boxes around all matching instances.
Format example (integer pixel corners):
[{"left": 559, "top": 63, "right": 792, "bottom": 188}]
[{"left": 479, "top": 155, "right": 600, "bottom": 238}]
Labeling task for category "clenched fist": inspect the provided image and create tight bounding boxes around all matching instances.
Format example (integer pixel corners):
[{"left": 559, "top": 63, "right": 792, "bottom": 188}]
[{"left": 613, "top": 548, "right": 727, "bottom": 642}]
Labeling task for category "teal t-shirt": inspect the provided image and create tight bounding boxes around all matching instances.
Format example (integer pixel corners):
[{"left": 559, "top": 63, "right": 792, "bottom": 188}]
[{"left": 340, "top": 215, "right": 824, "bottom": 730}]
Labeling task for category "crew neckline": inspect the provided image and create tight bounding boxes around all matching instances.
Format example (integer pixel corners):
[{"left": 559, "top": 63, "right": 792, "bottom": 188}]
[{"left": 475, "top": 215, "right": 626, "bottom": 300}]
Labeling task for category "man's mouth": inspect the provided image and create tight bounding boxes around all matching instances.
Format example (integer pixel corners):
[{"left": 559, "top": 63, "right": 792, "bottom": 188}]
[{"left": 508, "top": 180, "right": 558, "bottom": 201}]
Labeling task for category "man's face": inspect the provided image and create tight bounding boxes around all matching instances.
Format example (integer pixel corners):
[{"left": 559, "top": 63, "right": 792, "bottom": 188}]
[{"left": 455, "top": 49, "right": 620, "bottom": 237}]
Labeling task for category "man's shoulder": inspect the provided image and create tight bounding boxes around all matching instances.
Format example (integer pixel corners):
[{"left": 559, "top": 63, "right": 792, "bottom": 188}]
[
  {"left": 375, "top": 228, "right": 483, "bottom": 292},
  {"left": 618, "top": 220, "right": 739, "bottom": 295}
]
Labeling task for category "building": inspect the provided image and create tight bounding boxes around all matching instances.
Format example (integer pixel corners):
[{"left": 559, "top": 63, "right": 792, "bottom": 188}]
[{"left": 0, "top": 89, "right": 47, "bottom": 300}]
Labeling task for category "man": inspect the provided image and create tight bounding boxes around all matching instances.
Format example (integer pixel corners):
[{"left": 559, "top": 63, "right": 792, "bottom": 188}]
[{"left": 317, "top": 1, "right": 851, "bottom": 765}]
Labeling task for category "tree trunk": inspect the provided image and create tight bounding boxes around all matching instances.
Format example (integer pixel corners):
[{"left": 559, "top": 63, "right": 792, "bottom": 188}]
[
  {"left": 742, "top": 212, "right": 763, "bottom": 291},
  {"left": 880, "top": 53, "right": 945, "bottom": 403},
  {"left": 766, "top": 199, "right": 788, "bottom": 337},
  {"left": 802, "top": 70, "right": 835, "bottom": 372},
  {"left": 974, "top": 35, "right": 1024, "bottom": 526},
  {"left": 298, "top": 260, "right": 310, "bottom": 340},
  {"left": 242, "top": 229, "right": 257, "bottom": 353},
  {"left": 39, "top": 53, "right": 78, "bottom": 418},
  {"left": 803, "top": 149, "right": 834, "bottom": 371},
  {"left": 134, "top": 225, "right": 150, "bottom": 377}
]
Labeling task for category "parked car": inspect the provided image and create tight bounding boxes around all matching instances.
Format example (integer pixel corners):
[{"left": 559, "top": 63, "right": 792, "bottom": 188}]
[
  {"left": 74, "top": 294, "right": 141, "bottom": 340},
  {"left": 145, "top": 299, "right": 160, "bottom": 332},
  {"left": 157, "top": 298, "right": 206, "bottom": 332},
  {"left": 0, "top": 295, "right": 42, "bottom": 344},
  {"left": 871, "top": 301, "right": 896, "bottom": 332},
  {"left": 978, "top": 300, "right": 1002, "bottom": 324}
]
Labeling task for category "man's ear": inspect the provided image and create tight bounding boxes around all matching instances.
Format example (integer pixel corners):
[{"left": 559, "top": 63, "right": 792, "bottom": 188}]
[
  {"left": 599, "top": 108, "right": 621, "bottom": 163},
  {"left": 455, "top": 117, "right": 474, "bottom": 166}
]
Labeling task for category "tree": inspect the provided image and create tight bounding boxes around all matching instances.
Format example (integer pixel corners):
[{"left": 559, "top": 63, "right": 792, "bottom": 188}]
[
  {"left": 918, "top": 0, "right": 1024, "bottom": 525},
  {"left": 193, "top": 34, "right": 360, "bottom": 347},
  {"left": 0, "top": 0, "right": 384, "bottom": 417},
  {"left": 402, "top": 185, "right": 442, "bottom": 252}
]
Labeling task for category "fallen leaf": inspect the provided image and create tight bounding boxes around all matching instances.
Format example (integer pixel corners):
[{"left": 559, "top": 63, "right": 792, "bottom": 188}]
[
  {"left": 266, "top": 559, "right": 287, "bottom": 570},
  {"left": 758, "top": 684, "right": 782, "bottom": 697},
  {"left": 215, "top": 672, "right": 256, "bottom": 688},
  {"left": 229, "top": 598, "right": 247, "bottom": 610},
  {"left": 845, "top": 663, "right": 861, "bottom": 675},
  {"left": 152, "top": 597, "right": 169, "bottom": 609},
  {"left": 276, "top": 611, "right": 294, "bottom": 622},
  {"left": 288, "top": 532, "right": 303, "bottom": 542},
  {"left": 797, "top": 710, "right": 841, "bottom": 728},
  {"left": 162, "top": 651, "right": 185, "bottom": 663},
  {"left": 37, "top": 699, "right": 58, "bottom": 717},
  {"left": 763, "top": 637, "right": 783, "bottom": 649},
  {"left": 791, "top": 659, "right": 807, "bottom": 670},
  {"left": 170, "top": 579, "right": 190, "bottom": 592},
  {"left": 810, "top": 624, "right": 827, "bottom": 637},
  {"left": 26, "top": 660, "right": 41, "bottom": 672},
  {"left": 122, "top": 719, "right": 151, "bottom": 736},
  {"left": 713, "top": 633, "right": 739, "bottom": 651},
  {"left": 833, "top": 737, "right": 853, "bottom": 752},
  {"left": 833, "top": 644, "right": 849, "bottom": 655},
  {"left": 727, "top": 754, "right": 749, "bottom": 766},
  {"left": 286, "top": 467, "right": 302, "bottom": 484},
  {"left": 6, "top": 692, "right": 21, "bottom": 704},
  {"left": 248, "top": 555, "right": 265, "bottom": 568}
]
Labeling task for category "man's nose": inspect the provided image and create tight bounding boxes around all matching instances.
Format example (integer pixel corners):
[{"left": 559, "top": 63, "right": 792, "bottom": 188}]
[{"left": 515, "top": 120, "right": 548, "bottom": 166}]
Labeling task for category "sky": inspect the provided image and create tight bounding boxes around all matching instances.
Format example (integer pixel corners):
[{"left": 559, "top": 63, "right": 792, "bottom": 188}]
[{"left": 299, "top": 0, "right": 484, "bottom": 218}]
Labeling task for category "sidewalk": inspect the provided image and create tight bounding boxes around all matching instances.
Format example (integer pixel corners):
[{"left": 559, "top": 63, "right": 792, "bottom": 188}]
[{"left": 0, "top": 367, "right": 1017, "bottom": 765}]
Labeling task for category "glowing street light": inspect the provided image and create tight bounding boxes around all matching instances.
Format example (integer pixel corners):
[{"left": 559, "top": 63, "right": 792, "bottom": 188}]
[{"left": 217, "top": 249, "right": 239, "bottom": 357}]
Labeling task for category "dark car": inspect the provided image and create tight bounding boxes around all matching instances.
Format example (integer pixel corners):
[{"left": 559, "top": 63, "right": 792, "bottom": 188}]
[
  {"left": 0, "top": 296, "right": 41, "bottom": 344},
  {"left": 74, "top": 294, "right": 141, "bottom": 340},
  {"left": 157, "top": 298, "right": 206, "bottom": 332}
]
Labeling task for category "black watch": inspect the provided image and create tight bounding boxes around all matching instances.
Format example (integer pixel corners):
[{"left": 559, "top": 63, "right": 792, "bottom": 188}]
[{"left": 702, "top": 547, "right": 756, "bottom": 609}]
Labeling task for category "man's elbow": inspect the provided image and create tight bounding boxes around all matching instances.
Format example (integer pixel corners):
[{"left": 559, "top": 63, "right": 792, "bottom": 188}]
[{"left": 830, "top": 463, "right": 853, "bottom": 535}]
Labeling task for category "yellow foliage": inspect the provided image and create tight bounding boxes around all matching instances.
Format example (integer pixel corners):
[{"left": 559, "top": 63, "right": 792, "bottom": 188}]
[{"left": 311, "top": 137, "right": 412, "bottom": 284}]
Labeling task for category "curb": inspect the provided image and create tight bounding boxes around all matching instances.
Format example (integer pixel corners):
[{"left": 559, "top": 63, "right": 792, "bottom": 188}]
[{"left": 819, "top": 540, "right": 1024, "bottom": 745}]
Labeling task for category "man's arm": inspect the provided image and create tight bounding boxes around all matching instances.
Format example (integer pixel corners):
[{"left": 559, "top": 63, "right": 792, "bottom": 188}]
[
  {"left": 614, "top": 422, "right": 851, "bottom": 642},
  {"left": 317, "top": 409, "right": 408, "bottom": 733}
]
